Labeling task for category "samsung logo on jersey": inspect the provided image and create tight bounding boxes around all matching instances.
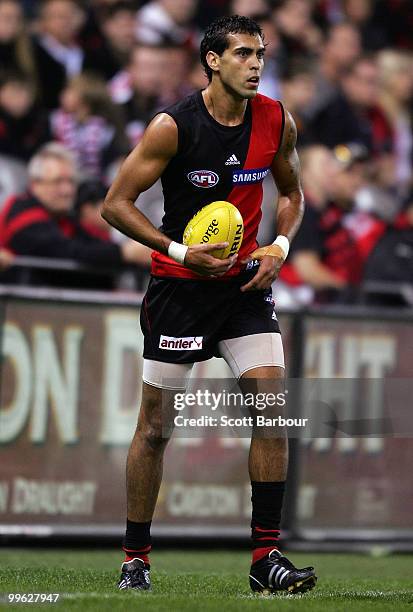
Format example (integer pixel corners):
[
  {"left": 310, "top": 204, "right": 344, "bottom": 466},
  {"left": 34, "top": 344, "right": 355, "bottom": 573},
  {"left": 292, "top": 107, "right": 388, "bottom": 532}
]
[
  {"left": 187, "top": 170, "right": 219, "bottom": 188},
  {"left": 232, "top": 167, "right": 270, "bottom": 184}
]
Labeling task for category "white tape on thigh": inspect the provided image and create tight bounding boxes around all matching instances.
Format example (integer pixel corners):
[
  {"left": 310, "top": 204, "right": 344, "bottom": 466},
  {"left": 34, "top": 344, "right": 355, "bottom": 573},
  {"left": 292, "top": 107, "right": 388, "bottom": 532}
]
[
  {"left": 218, "top": 333, "right": 285, "bottom": 379},
  {"left": 142, "top": 359, "right": 193, "bottom": 390}
]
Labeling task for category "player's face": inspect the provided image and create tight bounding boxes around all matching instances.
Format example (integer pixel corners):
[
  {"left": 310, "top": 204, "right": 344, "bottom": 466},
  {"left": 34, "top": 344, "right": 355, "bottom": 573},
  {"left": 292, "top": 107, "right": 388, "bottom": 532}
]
[{"left": 213, "top": 33, "right": 265, "bottom": 99}]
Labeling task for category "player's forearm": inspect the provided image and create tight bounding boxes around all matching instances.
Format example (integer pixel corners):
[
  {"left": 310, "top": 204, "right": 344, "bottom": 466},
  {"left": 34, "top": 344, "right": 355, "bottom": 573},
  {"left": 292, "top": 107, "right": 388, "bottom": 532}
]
[
  {"left": 102, "top": 198, "right": 171, "bottom": 254},
  {"left": 276, "top": 188, "right": 305, "bottom": 242}
]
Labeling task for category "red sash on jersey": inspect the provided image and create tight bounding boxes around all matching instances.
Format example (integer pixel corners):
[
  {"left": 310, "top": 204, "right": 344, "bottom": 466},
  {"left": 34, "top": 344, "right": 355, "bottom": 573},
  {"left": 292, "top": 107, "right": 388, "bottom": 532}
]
[{"left": 151, "top": 94, "right": 284, "bottom": 279}]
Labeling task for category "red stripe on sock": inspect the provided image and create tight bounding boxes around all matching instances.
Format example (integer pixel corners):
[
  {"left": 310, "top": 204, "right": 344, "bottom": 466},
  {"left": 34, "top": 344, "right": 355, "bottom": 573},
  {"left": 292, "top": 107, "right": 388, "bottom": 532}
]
[
  {"left": 252, "top": 546, "right": 278, "bottom": 564},
  {"left": 253, "top": 527, "right": 280, "bottom": 533},
  {"left": 123, "top": 545, "right": 151, "bottom": 553}
]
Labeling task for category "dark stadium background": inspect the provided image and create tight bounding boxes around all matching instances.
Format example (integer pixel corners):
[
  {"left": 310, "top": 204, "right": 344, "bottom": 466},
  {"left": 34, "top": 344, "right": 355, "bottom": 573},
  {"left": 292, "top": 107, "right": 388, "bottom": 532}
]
[{"left": 1, "top": 0, "right": 412, "bottom": 559}]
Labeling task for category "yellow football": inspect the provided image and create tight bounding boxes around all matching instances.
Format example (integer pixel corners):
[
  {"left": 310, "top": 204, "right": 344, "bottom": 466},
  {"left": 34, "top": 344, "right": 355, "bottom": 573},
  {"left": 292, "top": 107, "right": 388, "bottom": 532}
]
[{"left": 182, "top": 201, "right": 244, "bottom": 259}]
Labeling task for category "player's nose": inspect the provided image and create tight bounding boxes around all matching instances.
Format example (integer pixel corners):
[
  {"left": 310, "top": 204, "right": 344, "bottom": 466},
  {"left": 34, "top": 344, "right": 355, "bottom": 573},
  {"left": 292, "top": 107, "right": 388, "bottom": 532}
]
[{"left": 249, "top": 61, "right": 261, "bottom": 74}]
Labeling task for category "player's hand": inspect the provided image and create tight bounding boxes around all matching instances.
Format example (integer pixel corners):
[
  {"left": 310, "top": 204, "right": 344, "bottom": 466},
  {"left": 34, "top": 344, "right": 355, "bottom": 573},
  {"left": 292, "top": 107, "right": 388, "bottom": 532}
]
[
  {"left": 184, "top": 242, "right": 238, "bottom": 277},
  {"left": 240, "top": 245, "right": 284, "bottom": 292}
]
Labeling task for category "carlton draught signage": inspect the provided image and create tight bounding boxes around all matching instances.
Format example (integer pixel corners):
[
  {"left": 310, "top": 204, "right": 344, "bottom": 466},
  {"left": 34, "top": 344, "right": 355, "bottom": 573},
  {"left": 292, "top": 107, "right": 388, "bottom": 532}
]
[
  {"left": 0, "top": 291, "right": 293, "bottom": 534},
  {"left": 1, "top": 290, "right": 412, "bottom": 537},
  {"left": 297, "top": 315, "right": 413, "bottom": 532}
]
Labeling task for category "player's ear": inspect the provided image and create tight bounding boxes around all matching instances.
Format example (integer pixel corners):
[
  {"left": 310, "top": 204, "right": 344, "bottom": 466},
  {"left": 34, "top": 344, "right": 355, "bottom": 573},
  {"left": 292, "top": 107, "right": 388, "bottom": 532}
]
[{"left": 206, "top": 50, "right": 220, "bottom": 76}]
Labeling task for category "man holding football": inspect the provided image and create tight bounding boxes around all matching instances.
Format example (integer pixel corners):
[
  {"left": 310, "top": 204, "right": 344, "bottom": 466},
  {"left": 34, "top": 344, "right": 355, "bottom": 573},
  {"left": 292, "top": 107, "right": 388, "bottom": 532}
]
[{"left": 102, "top": 15, "right": 317, "bottom": 595}]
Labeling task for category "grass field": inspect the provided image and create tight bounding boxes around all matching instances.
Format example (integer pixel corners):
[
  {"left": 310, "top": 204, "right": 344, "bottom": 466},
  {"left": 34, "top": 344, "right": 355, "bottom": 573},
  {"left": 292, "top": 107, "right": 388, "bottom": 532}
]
[{"left": 1, "top": 549, "right": 412, "bottom": 611}]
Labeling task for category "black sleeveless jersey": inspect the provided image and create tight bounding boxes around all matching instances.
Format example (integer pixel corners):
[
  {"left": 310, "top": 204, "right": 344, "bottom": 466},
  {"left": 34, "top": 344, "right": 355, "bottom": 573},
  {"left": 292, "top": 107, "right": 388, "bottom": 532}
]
[{"left": 151, "top": 90, "right": 285, "bottom": 279}]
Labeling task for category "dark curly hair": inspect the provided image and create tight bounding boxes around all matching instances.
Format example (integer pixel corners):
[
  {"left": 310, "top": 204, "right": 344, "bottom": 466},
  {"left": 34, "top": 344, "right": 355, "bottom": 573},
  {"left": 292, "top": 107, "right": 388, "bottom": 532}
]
[{"left": 200, "top": 15, "right": 264, "bottom": 82}]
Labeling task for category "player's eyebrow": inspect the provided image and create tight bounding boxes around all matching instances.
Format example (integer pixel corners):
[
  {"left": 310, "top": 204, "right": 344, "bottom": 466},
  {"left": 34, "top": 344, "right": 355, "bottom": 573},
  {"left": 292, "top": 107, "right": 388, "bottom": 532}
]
[{"left": 233, "top": 45, "right": 266, "bottom": 53}]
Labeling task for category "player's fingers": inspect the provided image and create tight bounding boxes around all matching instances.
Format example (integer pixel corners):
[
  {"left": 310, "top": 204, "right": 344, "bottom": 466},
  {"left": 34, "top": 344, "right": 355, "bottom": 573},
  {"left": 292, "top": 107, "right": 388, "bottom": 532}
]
[
  {"left": 240, "top": 279, "right": 257, "bottom": 292},
  {"left": 207, "top": 254, "right": 237, "bottom": 271},
  {"left": 227, "top": 254, "right": 238, "bottom": 268},
  {"left": 240, "top": 273, "right": 263, "bottom": 292},
  {"left": 241, "top": 268, "right": 273, "bottom": 291},
  {"left": 215, "top": 261, "right": 237, "bottom": 276},
  {"left": 197, "top": 242, "right": 229, "bottom": 253},
  {"left": 210, "top": 263, "right": 235, "bottom": 275}
]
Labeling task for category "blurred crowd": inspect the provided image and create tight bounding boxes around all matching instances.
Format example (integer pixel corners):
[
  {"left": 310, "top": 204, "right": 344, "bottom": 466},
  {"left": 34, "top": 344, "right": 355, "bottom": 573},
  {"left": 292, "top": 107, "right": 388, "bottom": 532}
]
[{"left": 0, "top": 0, "right": 412, "bottom": 304}]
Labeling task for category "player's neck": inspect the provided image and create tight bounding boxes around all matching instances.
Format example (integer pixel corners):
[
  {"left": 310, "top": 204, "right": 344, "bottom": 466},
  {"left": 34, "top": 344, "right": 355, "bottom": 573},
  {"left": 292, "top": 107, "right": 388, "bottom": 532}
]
[{"left": 202, "top": 82, "right": 248, "bottom": 127}]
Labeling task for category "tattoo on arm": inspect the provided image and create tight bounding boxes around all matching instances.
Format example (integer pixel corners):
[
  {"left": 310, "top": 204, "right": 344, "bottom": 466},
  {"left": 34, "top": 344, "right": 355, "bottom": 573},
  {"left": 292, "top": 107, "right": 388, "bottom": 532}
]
[
  {"left": 283, "top": 123, "right": 297, "bottom": 162},
  {"left": 273, "top": 112, "right": 301, "bottom": 192},
  {"left": 270, "top": 110, "right": 304, "bottom": 241}
]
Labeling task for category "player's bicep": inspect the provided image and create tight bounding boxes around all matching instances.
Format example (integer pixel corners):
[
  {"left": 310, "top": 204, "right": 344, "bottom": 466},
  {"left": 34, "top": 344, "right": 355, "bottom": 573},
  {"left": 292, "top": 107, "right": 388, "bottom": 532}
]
[
  {"left": 107, "top": 114, "right": 178, "bottom": 202},
  {"left": 271, "top": 110, "right": 302, "bottom": 196}
]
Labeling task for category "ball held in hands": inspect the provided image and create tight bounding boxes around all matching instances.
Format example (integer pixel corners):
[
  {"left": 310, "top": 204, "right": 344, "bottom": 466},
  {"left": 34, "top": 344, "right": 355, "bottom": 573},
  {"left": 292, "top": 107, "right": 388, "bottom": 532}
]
[{"left": 183, "top": 201, "right": 244, "bottom": 260}]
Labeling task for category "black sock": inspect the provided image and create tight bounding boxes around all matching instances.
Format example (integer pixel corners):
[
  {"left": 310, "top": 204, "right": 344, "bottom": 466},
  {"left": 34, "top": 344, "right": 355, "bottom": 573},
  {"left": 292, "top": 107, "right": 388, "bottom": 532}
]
[
  {"left": 251, "top": 481, "right": 285, "bottom": 563},
  {"left": 123, "top": 519, "right": 152, "bottom": 564}
]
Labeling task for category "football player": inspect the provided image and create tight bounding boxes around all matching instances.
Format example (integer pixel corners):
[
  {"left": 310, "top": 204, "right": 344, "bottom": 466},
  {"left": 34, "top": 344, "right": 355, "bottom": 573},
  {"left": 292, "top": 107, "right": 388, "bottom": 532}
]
[{"left": 103, "top": 15, "right": 316, "bottom": 595}]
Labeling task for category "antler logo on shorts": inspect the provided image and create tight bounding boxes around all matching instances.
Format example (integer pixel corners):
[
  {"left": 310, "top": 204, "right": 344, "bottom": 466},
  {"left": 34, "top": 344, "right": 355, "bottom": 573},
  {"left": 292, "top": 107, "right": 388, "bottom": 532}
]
[
  {"left": 187, "top": 170, "right": 219, "bottom": 188},
  {"left": 159, "top": 335, "right": 203, "bottom": 350}
]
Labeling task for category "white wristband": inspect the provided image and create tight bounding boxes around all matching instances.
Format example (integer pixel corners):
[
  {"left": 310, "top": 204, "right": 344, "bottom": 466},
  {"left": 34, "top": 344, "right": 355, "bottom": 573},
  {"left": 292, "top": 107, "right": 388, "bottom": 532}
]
[
  {"left": 168, "top": 241, "right": 188, "bottom": 265},
  {"left": 272, "top": 235, "right": 290, "bottom": 259}
]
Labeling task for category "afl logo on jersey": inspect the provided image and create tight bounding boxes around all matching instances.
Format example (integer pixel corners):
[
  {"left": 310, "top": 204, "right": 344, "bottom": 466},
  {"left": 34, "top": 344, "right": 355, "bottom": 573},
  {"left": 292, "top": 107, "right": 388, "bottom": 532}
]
[{"left": 187, "top": 170, "right": 219, "bottom": 188}]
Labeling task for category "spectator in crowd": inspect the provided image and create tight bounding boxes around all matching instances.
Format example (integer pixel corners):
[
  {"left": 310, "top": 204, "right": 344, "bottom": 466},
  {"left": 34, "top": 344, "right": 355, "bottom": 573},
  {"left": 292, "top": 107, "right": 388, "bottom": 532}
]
[
  {"left": 0, "top": 71, "right": 50, "bottom": 161},
  {"left": 377, "top": 49, "right": 413, "bottom": 197},
  {"left": 75, "top": 178, "right": 153, "bottom": 282},
  {"left": 187, "top": 51, "right": 208, "bottom": 91},
  {"left": 373, "top": 0, "right": 413, "bottom": 51},
  {"left": 308, "top": 55, "right": 393, "bottom": 155},
  {"left": 159, "top": 44, "right": 192, "bottom": 105},
  {"left": 312, "top": 0, "right": 344, "bottom": 28},
  {"left": 112, "top": 44, "right": 167, "bottom": 146},
  {"left": 83, "top": 1, "right": 137, "bottom": 80},
  {"left": 279, "top": 145, "right": 348, "bottom": 298},
  {"left": 0, "top": 2, "right": 410, "bottom": 302},
  {"left": 279, "top": 144, "right": 368, "bottom": 302},
  {"left": 0, "top": 0, "right": 37, "bottom": 84},
  {"left": 304, "top": 22, "right": 361, "bottom": 118},
  {"left": 75, "top": 179, "right": 110, "bottom": 240},
  {"left": 279, "top": 60, "right": 315, "bottom": 142},
  {"left": 0, "top": 143, "right": 150, "bottom": 287},
  {"left": 363, "top": 198, "right": 413, "bottom": 303},
  {"left": 0, "top": 152, "right": 27, "bottom": 206},
  {"left": 50, "top": 73, "right": 129, "bottom": 179},
  {"left": 341, "top": 0, "right": 389, "bottom": 51},
  {"left": 135, "top": 0, "right": 199, "bottom": 49},
  {"left": 273, "top": 0, "right": 323, "bottom": 65},
  {"left": 32, "top": 0, "right": 86, "bottom": 108},
  {"left": 252, "top": 12, "right": 282, "bottom": 101},
  {"left": 229, "top": 0, "right": 270, "bottom": 18}
]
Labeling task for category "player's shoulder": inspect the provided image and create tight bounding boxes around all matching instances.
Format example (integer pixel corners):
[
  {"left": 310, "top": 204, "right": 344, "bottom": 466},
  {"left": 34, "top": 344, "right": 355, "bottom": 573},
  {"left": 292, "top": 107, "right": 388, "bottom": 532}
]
[
  {"left": 157, "top": 92, "right": 201, "bottom": 155},
  {"left": 251, "top": 94, "right": 285, "bottom": 134},
  {"left": 252, "top": 93, "right": 283, "bottom": 112},
  {"left": 251, "top": 94, "right": 286, "bottom": 152},
  {"left": 161, "top": 91, "right": 200, "bottom": 122}
]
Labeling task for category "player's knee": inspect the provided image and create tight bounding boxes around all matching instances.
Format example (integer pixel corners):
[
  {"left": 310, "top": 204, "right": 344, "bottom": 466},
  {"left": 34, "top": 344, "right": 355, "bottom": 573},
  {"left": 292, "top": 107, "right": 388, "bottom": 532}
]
[{"left": 138, "top": 416, "right": 169, "bottom": 451}]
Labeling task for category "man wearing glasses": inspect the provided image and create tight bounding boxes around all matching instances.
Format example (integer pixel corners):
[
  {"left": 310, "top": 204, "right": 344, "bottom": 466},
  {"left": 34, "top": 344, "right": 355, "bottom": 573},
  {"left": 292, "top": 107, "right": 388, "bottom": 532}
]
[{"left": 0, "top": 142, "right": 146, "bottom": 285}]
